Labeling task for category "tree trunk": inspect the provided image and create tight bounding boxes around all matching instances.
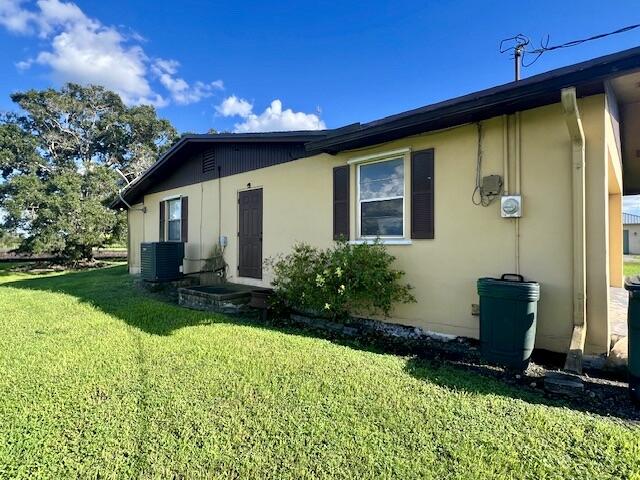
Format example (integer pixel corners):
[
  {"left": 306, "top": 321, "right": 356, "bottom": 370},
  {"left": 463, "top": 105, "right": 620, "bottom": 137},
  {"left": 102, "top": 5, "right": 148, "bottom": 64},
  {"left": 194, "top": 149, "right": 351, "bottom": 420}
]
[{"left": 82, "top": 245, "right": 94, "bottom": 262}]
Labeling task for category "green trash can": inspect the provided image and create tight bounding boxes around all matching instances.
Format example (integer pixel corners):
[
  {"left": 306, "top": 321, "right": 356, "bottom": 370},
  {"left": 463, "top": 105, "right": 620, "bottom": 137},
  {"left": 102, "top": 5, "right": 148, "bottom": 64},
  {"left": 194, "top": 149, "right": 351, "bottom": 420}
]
[
  {"left": 623, "top": 276, "right": 640, "bottom": 405},
  {"left": 477, "top": 274, "right": 540, "bottom": 371}
]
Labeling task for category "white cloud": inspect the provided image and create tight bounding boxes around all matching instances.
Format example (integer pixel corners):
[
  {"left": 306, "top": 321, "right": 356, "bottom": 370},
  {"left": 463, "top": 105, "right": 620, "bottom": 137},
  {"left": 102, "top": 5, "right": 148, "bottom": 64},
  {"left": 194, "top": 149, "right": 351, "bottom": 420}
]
[
  {"left": 35, "top": 0, "right": 88, "bottom": 35},
  {"left": 153, "top": 58, "right": 179, "bottom": 76},
  {"left": 624, "top": 195, "right": 640, "bottom": 216},
  {"left": 35, "top": 15, "right": 162, "bottom": 105},
  {"left": 216, "top": 95, "right": 253, "bottom": 117},
  {"left": 1, "top": 0, "right": 222, "bottom": 107},
  {"left": 0, "top": 0, "right": 36, "bottom": 34},
  {"left": 152, "top": 59, "right": 223, "bottom": 105},
  {"left": 217, "top": 96, "right": 326, "bottom": 132},
  {"left": 15, "top": 58, "right": 33, "bottom": 70}
]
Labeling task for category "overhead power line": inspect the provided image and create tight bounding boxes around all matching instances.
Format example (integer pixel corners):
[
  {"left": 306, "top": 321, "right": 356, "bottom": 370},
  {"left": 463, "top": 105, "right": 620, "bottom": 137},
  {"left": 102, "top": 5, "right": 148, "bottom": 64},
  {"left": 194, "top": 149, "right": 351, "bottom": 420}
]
[
  {"left": 500, "top": 23, "right": 640, "bottom": 78},
  {"left": 532, "top": 24, "right": 640, "bottom": 53}
]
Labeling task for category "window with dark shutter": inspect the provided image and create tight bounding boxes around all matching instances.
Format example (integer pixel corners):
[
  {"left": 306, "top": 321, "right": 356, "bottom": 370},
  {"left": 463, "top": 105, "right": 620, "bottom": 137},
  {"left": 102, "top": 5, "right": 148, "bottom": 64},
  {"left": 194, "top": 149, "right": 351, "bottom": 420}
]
[
  {"left": 160, "top": 197, "right": 187, "bottom": 242},
  {"left": 202, "top": 149, "right": 216, "bottom": 174},
  {"left": 166, "top": 198, "right": 181, "bottom": 241},
  {"left": 159, "top": 201, "right": 165, "bottom": 241},
  {"left": 411, "top": 149, "right": 434, "bottom": 239},
  {"left": 333, "top": 165, "right": 350, "bottom": 240},
  {"left": 181, "top": 196, "right": 189, "bottom": 242},
  {"left": 357, "top": 157, "right": 404, "bottom": 237}
]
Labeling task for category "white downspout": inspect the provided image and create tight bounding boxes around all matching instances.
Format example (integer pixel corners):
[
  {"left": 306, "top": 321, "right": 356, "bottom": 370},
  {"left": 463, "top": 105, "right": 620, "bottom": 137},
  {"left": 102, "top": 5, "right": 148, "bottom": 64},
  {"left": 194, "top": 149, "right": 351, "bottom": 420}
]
[
  {"left": 115, "top": 168, "right": 146, "bottom": 274},
  {"left": 561, "top": 87, "right": 587, "bottom": 374},
  {"left": 115, "top": 169, "right": 146, "bottom": 213}
]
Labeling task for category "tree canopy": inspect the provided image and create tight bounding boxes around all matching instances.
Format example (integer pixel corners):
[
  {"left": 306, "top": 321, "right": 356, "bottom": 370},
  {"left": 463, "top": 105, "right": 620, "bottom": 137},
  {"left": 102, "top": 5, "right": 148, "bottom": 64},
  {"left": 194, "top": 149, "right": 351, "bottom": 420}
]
[{"left": 0, "top": 83, "right": 178, "bottom": 261}]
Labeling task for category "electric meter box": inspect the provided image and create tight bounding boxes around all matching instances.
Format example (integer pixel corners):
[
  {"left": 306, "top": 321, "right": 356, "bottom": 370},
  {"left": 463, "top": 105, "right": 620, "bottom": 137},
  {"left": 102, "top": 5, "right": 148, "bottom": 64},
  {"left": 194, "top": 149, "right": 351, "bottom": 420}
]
[
  {"left": 501, "top": 195, "right": 522, "bottom": 218},
  {"left": 481, "top": 175, "right": 503, "bottom": 197}
]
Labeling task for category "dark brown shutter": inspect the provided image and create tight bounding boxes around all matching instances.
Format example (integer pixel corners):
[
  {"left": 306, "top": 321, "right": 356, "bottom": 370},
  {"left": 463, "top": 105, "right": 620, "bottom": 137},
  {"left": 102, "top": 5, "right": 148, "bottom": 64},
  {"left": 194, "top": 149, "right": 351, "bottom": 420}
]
[
  {"left": 159, "top": 201, "right": 165, "bottom": 241},
  {"left": 333, "top": 165, "right": 350, "bottom": 240},
  {"left": 411, "top": 149, "right": 434, "bottom": 239},
  {"left": 181, "top": 196, "right": 189, "bottom": 242}
]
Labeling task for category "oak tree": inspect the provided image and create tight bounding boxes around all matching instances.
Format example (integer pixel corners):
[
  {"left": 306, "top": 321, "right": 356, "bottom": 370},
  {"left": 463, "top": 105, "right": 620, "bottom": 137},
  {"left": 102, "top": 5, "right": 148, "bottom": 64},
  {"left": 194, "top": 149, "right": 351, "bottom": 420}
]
[{"left": 0, "top": 83, "right": 178, "bottom": 261}]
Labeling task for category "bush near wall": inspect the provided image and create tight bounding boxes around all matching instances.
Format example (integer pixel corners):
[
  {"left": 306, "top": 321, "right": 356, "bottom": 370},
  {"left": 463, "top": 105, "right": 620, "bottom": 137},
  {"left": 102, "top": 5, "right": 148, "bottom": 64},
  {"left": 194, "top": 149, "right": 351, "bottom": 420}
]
[{"left": 268, "top": 240, "right": 415, "bottom": 321}]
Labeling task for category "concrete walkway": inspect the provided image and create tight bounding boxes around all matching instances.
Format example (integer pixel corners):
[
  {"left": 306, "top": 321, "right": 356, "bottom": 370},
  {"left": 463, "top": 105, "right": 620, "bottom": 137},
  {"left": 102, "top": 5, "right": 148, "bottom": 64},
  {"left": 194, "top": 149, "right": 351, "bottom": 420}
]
[{"left": 610, "top": 287, "right": 628, "bottom": 338}]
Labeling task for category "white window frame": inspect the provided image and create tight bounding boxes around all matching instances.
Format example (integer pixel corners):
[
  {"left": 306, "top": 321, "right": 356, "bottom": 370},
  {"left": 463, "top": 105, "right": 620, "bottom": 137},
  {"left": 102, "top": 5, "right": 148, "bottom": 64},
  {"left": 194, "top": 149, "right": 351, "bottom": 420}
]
[
  {"left": 165, "top": 197, "right": 182, "bottom": 242},
  {"left": 356, "top": 156, "right": 406, "bottom": 240}
]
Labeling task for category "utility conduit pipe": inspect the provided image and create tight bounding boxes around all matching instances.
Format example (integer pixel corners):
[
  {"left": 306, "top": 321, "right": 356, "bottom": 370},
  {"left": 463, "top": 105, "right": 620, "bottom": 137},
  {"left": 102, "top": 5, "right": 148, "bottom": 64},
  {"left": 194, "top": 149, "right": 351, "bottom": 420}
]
[
  {"left": 502, "top": 114, "right": 509, "bottom": 196},
  {"left": 561, "top": 87, "right": 587, "bottom": 374},
  {"left": 514, "top": 112, "right": 521, "bottom": 275}
]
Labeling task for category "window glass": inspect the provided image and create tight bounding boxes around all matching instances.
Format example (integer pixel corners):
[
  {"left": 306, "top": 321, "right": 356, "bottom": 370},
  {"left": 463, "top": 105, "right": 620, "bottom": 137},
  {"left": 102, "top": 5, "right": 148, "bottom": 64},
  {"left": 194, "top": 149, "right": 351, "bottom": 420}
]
[
  {"left": 167, "top": 198, "right": 181, "bottom": 241},
  {"left": 358, "top": 158, "right": 404, "bottom": 237},
  {"left": 168, "top": 199, "right": 181, "bottom": 221},
  {"left": 361, "top": 198, "right": 403, "bottom": 236},
  {"left": 359, "top": 158, "right": 404, "bottom": 200},
  {"left": 168, "top": 220, "right": 181, "bottom": 241}
]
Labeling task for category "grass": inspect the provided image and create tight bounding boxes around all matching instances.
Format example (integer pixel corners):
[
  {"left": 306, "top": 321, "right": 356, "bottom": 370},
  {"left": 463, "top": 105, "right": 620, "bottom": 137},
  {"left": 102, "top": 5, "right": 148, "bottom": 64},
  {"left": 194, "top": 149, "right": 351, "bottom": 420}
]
[
  {"left": 624, "top": 257, "right": 640, "bottom": 277},
  {"left": 0, "top": 265, "right": 638, "bottom": 479}
]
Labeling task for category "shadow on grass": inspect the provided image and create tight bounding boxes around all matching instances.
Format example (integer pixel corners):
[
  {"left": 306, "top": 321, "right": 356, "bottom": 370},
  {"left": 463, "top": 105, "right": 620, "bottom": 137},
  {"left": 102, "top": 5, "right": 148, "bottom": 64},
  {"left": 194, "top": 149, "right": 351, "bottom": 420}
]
[
  {"left": 404, "top": 356, "right": 637, "bottom": 424},
  {"left": 3, "top": 264, "right": 639, "bottom": 423},
  {"left": 409, "top": 352, "right": 640, "bottom": 423},
  {"left": 2, "top": 264, "right": 220, "bottom": 336},
  {"left": 0, "top": 262, "right": 35, "bottom": 276},
  {"left": 2, "top": 264, "right": 370, "bottom": 342}
]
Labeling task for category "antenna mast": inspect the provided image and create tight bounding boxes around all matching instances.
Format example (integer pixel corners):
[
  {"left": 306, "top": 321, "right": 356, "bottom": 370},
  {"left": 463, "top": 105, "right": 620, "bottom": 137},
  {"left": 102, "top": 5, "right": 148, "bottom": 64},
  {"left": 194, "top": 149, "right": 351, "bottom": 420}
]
[{"left": 500, "top": 34, "right": 530, "bottom": 82}]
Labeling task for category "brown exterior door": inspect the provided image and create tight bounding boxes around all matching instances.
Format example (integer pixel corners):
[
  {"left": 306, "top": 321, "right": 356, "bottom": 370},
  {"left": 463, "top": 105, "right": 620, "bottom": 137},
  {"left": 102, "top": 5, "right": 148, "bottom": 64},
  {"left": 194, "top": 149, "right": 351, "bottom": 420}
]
[{"left": 238, "top": 188, "right": 263, "bottom": 279}]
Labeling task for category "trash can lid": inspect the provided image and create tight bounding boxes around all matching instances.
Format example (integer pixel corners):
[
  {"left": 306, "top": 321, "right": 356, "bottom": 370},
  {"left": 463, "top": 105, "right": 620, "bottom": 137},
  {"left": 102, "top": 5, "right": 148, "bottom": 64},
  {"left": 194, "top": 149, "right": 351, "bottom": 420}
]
[
  {"left": 624, "top": 276, "right": 640, "bottom": 291},
  {"left": 477, "top": 274, "right": 540, "bottom": 301}
]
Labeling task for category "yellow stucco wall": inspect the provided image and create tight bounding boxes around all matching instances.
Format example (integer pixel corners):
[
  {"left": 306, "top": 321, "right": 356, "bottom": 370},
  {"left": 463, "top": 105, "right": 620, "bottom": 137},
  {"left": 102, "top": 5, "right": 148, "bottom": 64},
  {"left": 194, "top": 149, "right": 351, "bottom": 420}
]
[
  {"left": 605, "top": 90, "right": 624, "bottom": 290},
  {"left": 609, "top": 192, "right": 623, "bottom": 287},
  {"left": 128, "top": 94, "right": 615, "bottom": 354},
  {"left": 127, "top": 205, "right": 145, "bottom": 274}
]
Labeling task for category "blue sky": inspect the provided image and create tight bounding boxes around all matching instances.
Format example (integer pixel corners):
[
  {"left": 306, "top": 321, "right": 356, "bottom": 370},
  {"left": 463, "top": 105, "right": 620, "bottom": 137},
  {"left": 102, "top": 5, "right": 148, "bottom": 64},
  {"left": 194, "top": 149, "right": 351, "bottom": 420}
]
[{"left": 1, "top": 0, "right": 640, "bottom": 209}]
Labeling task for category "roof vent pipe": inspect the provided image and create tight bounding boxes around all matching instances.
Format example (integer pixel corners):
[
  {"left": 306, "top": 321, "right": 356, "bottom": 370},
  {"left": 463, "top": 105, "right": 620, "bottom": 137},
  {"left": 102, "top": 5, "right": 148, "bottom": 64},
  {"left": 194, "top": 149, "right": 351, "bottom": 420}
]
[{"left": 561, "top": 87, "right": 587, "bottom": 374}]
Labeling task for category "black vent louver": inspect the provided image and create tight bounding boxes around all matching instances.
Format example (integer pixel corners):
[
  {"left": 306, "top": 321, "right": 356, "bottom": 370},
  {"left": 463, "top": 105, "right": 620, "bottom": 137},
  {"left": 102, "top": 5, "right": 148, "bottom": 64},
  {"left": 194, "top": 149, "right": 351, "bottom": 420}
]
[{"left": 202, "top": 149, "right": 216, "bottom": 174}]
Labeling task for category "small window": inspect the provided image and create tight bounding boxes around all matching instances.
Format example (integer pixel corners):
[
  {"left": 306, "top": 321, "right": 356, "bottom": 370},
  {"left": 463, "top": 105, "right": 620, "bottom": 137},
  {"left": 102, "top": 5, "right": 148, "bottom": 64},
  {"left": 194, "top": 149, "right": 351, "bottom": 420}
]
[
  {"left": 358, "top": 157, "right": 404, "bottom": 237},
  {"left": 167, "top": 198, "right": 181, "bottom": 241}
]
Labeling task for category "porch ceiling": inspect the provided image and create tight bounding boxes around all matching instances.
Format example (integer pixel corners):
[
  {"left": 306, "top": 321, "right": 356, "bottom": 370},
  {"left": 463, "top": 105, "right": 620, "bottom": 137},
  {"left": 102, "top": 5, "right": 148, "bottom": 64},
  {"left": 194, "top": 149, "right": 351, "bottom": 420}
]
[{"left": 611, "top": 71, "right": 640, "bottom": 195}]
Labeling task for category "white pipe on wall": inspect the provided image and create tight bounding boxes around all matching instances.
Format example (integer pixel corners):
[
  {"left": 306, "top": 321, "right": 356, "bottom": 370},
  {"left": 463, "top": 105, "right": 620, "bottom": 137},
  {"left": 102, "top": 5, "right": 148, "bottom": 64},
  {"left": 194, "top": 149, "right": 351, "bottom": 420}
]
[
  {"left": 502, "top": 114, "right": 509, "bottom": 196},
  {"left": 200, "top": 182, "right": 204, "bottom": 270},
  {"left": 514, "top": 112, "right": 521, "bottom": 275},
  {"left": 561, "top": 87, "right": 587, "bottom": 374},
  {"left": 515, "top": 112, "right": 521, "bottom": 194}
]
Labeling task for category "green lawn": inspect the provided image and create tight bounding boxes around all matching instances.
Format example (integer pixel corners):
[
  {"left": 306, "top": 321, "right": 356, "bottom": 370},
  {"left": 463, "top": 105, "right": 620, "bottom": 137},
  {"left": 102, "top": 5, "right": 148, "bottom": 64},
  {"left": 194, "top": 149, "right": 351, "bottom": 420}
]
[
  {"left": 624, "top": 258, "right": 640, "bottom": 277},
  {"left": 0, "top": 265, "right": 638, "bottom": 479}
]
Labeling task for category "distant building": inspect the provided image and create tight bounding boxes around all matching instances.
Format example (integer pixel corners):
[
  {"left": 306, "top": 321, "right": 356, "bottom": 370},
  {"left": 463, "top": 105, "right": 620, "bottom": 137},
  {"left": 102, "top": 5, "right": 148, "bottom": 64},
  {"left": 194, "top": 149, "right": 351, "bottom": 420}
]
[{"left": 623, "top": 213, "right": 640, "bottom": 254}]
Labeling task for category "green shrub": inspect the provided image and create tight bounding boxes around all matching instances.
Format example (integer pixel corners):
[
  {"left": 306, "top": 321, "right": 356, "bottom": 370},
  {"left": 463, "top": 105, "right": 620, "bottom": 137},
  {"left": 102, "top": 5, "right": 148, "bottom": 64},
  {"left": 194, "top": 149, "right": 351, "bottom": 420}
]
[{"left": 267, "top": 240, "right": 415, "bottom": 320}]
